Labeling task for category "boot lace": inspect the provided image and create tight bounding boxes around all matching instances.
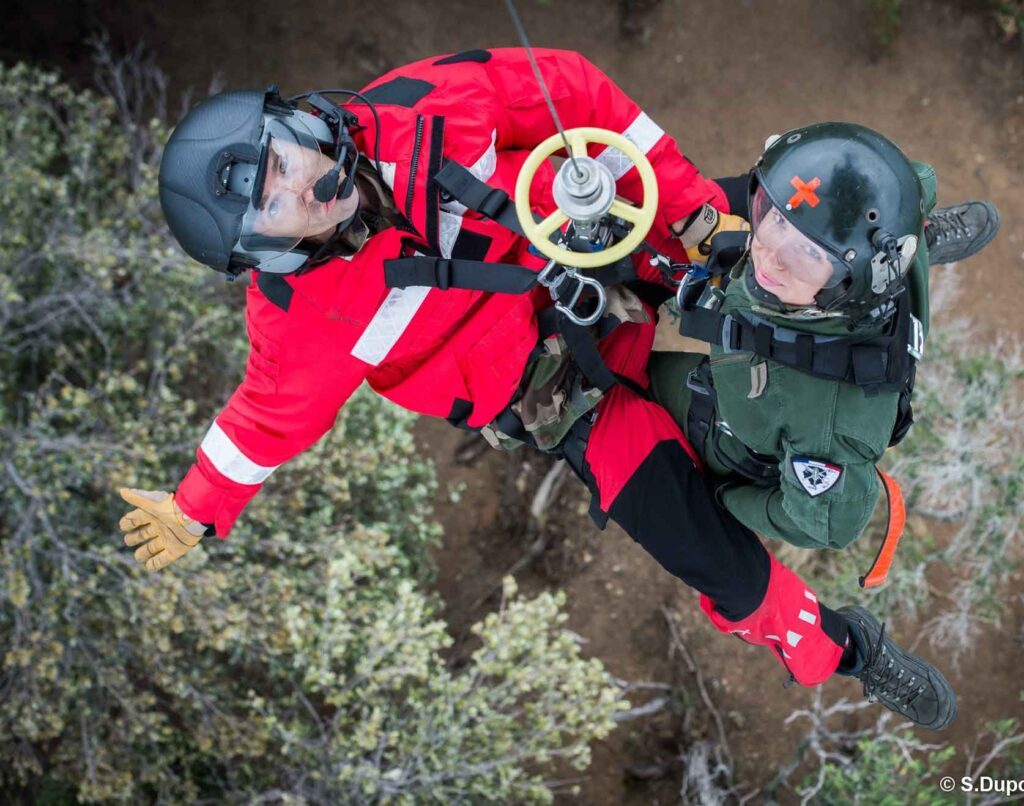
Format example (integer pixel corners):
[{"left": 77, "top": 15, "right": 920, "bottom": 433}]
[
  {"left": 860, "top": 622, "right": 926, "bottom": 707},
  {"left": 926, "top": 209, "right": 971, "bottom": 246}
]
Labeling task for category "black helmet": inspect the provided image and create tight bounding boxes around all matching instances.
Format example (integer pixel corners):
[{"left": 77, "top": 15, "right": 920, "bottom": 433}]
[
  {"left": 158, "top": 87, "right": 357, "bottom": 276},
  {"left": 747, "top": 122, "right": 924, "bottom": 323}
]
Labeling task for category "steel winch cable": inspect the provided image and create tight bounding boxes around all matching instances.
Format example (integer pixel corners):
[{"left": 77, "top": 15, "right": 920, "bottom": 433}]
[{"left": 503, "top": 0, "right": 586, "bottom": 181}]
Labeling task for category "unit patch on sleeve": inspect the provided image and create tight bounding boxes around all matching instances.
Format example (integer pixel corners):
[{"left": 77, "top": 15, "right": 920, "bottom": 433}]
[{"left": 791, "top": 457, "right": 843, "bottom": 497}]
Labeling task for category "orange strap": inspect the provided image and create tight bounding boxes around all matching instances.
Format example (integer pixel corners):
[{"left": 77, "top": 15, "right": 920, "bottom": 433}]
[{"left": 858, "top": 469, "right": 907, "bottom": 589}]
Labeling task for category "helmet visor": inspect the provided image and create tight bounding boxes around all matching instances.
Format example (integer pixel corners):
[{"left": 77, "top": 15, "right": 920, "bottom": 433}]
[
  {"left": 750, "top": 185, "right": 850, "bottom": 298},
  {"left": 238, "top": 114, "right": 335, "bottom": 256}
]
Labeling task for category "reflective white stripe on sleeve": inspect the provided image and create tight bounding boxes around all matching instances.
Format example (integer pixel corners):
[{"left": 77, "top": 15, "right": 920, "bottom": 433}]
[
  {"left": 200, "top": 421, "right": 280, "bottom": 485},
  {"left": 595, "top": 111, "right": 666, "bottom": 181},
  {"left": 350, "top": 282, "right": 431, "bottom": 366}
]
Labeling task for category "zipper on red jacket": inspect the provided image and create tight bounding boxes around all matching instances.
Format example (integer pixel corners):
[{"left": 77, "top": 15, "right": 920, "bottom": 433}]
[{"left": 406, "top": 115, "right": 425, "bottom": 222}]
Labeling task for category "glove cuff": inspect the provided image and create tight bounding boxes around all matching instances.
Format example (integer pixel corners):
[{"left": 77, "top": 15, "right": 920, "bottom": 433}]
[{"left": 671, "top": 203, "right": 719, "bottom": 248}]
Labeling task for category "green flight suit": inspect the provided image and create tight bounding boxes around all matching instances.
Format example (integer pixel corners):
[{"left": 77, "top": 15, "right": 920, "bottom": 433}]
[{"left": 650, "top": 161, "right": 937, "bottom": 550}]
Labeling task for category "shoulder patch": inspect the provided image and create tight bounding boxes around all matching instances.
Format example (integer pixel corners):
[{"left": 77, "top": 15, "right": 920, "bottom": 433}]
[
  {"left": 433, "top": 49, "right": 492, "bottom": 66},
  {"left": 791, "top": 457, "right": 843, "bottom": 497},
  {"left": 362, "top": 77, "right": 435, "bottom": 108}
]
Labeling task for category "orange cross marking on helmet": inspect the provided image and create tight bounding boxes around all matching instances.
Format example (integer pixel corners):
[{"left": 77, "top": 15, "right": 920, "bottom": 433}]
[{"left": 788, "top": 176, "right": 822, "bottom": 208}]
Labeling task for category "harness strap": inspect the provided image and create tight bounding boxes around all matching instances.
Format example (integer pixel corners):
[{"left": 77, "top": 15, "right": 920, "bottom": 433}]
[
  {"left": 684, "top": 356, "right": 780, "bottom": 483},
  {"left": 539, "top": 307, "right": 618, "bottom": 394},
  {"left": 493, "top": 405, "right": 537, "bottom": 448},
  {"left": 384, "top": 256, "right": 538, "bottom": 293},
  {"left": 685, "top": 358, "right": 716, "bottom": 461},
  {"left": 679, "top": 300, "right": 916, "bottom": 394},
  {"left": 435, "top": 160, "right": 530, "bottom": 237},
  {"left": 384, "top": 253, "right": 639, "bottom": 295}
]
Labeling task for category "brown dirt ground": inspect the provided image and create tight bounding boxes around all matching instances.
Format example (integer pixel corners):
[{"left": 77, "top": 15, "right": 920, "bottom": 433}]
[{"left": 8, "top": 0, "right": 1023, "bottom": 801}]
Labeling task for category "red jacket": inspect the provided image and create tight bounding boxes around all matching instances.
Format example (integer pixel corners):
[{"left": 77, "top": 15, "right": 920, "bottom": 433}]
[{"left": 175, "top": 48, "right": 729, "bottom": 536}]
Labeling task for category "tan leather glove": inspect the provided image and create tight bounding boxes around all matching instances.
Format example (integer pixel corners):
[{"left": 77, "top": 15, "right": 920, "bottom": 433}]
[
  {"left": 670, "top": 202, "right": 751, "bottom": 265},
  {"left": 119, "top": 488, "right": 206, "bottom": 572}
]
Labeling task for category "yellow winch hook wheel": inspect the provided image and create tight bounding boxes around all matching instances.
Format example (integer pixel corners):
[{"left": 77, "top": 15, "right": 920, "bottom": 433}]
[{"left": 514, "top": 127, "right": 658, "bottom": 269}]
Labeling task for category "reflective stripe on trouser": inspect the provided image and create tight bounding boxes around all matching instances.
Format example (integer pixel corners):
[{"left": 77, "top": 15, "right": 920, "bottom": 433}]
[{"left": 571, "top": 384, "right": 847, "bottom": 687}]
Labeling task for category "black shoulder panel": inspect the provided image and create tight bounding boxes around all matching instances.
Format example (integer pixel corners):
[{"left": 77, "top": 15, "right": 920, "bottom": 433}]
[
  {"left": 256, "top": 271, "right": 294, "bottom": 312},
  {"left": 433, "top": 49, "right": 492, "bottom": 66},
  {"left": 362, "top": 76, "right": 435, "bottom": 108}
]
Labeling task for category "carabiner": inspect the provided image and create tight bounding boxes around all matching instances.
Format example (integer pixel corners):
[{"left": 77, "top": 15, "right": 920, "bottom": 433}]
[
  {"left": 555, "top": 271, "right": 606, "bottom": 327},
  {"left": 537, "top": 259, "right": 607, "bottom": 327}
]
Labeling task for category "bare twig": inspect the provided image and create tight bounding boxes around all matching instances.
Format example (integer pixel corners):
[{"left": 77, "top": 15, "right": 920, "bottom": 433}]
[{"left": 662, "top": 605, "right": 734, "bottom": 775}]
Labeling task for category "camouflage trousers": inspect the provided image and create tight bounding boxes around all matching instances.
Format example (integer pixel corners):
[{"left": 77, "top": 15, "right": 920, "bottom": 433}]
[{"left": 480, "top": 286, "right": 651, "bottom": 452}]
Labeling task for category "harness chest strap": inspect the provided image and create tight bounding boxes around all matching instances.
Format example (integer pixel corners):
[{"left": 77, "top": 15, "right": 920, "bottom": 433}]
[
  {"left": 382, "top": 159, "right": 650, "bottom": 440},
  {"left": 684, "top": 356, "right": 780, "bottom": 484},
  {"left": 678, "top": 297, "right": 921, "bottom": 395}
]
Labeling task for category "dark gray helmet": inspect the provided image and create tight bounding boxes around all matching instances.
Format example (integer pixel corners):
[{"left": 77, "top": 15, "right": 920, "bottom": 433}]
[
  {"left": 158, "top": 87, "right": 337, "bottom": 276},
  {"left": 747, "top": 122, "right": 924, "bottom": 323}
]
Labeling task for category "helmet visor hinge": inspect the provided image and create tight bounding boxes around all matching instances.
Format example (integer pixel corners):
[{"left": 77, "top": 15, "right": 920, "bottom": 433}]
[
  {"left": 212, "top": 148, "right": 257, "bottom": 202},
  {"left": 869, "top": 231, "right": 918, "bottom": 294},
  {"left": 872, "top": 228, "right": 901, "bottom": 266}
]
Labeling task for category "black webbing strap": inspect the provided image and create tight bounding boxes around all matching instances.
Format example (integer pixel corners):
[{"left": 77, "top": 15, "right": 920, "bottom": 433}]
[
  {"left": 384, "top": 256, "right": 538, "bottom": 293},
  {"left": 493, "top": 406, "right": 537, "bottom": 448},
  {"left": 685, "top": 357, "right": 716, "bottom": 461},
  {"left": 679, "top": 303, "right": 909, "bottom": 393},
  {"left": 552, "top": 313, "right": 618, "bottom": 394},
  {"left": 384, "top": 252, "right": 638, "bottom": 295},
  {"left": 435, "top": 160, "right": 533, "bottom": 237}
]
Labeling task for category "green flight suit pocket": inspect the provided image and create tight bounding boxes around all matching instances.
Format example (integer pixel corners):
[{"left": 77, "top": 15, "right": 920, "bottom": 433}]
[{"left": 779, "top": 440, "right": 881, "bottom": 550}]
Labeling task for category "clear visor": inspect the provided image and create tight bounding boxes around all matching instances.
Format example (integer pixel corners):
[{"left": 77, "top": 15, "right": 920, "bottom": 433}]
[
  {"left": 750, "top": 185, "right": 849, "bottom": 293},
  {"left": 237, "top": 115, "right": 333, "bottom": 256}
]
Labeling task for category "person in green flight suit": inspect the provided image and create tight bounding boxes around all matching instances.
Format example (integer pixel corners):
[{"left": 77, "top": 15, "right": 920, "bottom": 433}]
[{"left": 649, "top": 122, "right": 999, "bottom": 552}]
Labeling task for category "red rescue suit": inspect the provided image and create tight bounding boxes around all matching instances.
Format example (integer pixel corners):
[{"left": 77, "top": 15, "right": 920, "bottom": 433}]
[{"left": 175, "top": 49, "right": 847, "bottom": 686}]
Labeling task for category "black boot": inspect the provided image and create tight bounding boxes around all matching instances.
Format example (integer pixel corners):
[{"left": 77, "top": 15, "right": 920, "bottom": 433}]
[
  {"left": 925, "top": 200, "right": 1000, "bottom": 265},
  {"left": 836, "top": 605, "right": 957, "bottom": 731}
]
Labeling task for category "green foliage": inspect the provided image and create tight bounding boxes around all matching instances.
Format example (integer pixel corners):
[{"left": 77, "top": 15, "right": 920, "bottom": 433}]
[
  {"left": 799, "top": 715, "right": 1024, "bottom": 805},
  {"left": 993, "top": 1, "right": 1024, "bottom": 42},
  {"left": 874, "top": 0, "right": 903, "bottom": 48},
  {"left": 801, "top": 734, "right": 957, "bottom": 805},
  {"left": 0, "top": 60, "right": 627, "bottom": 803}
]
